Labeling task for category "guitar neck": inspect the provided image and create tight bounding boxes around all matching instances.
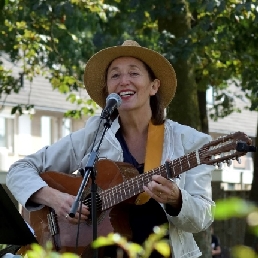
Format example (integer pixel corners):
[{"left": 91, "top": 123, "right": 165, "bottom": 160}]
[
  {"left": 100, "top": 149, "right": 201, "bottom": 210},
  {"left": 99, "top": 131, "right": 254, "bottom": 210}
]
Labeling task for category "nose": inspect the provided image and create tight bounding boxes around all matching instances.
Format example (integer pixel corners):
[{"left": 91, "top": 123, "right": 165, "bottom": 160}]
[{"left": 119, "top": 73, "right": 130, "bottom": 86}]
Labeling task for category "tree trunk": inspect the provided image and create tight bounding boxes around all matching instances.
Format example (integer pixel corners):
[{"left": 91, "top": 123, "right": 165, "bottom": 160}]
[
  {"left": 157, "top": 0, "right": 211, "bottom": 257},
  {"left": 244, "top": 119, "right": 258, "bottom": 251},
  {"left": 197, "top": 90, "right": 209, "bottom": 134},
  {"left": 157, "top": 0, "right": 200, "bottom": 130}
]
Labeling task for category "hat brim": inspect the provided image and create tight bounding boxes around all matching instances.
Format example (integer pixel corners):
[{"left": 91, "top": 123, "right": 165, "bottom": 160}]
[{"left": 84, "top": 45, "right": 177, "bottom": 108}]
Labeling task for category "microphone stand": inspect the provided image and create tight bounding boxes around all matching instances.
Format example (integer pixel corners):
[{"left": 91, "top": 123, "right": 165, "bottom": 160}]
[{"left": 69, "top": 116, "right": 112, "bottom": 258}]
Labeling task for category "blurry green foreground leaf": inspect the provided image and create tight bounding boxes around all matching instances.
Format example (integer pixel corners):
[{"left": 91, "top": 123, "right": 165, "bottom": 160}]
[
  {"left": 92, "top": 233, "right": 143, "bottom": 258},
  {"left": 25, "top": 242, "right": 79, "bottom": 258},
  {"left": 214, "top": 197, "right": 257, "bottom": 220},
  {"left": 232, "top": 245, "right": 258, "bottom": 258},
  {"left": 142, "top": 225, "right": 170, "bottom": 258},
  {"left": 92, "top": 224, "right": 170, "bottom": 258},
  {"left": 154, "top": 240, "right": 171, "bottom": 257}
]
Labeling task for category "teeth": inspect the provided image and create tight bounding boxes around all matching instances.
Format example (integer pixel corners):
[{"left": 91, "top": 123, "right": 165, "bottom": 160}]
[{"left": 119, "top": 91, "right": 134, "bottom": 96}]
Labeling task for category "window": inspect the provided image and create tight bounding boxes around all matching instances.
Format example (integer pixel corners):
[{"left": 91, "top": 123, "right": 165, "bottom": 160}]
[
  {"left": 206, "top": 86, "right": 214, "bottom": 106},
  {"left": 40, "top": 116, "right": 71, "bottom": 147},
  {"left": 41, "top": 116, "right": 51, "bottom": 146},
  {"left": 41, "top": 116, "right": 59, "bottom": 146},
  {"left": 18, "top": 115, "right": 31, "bottom": 155},
  {"left": 62, "top": 118, "right": 71, "bottom": 137},
  {"left": 0, "top": 116, "right": 14, "bottom": 153},
  {"left": 233, "top": 153, "right": 253, "bottom": 171},
  {"left": 0, "top": 117, "right": 5, "bottom": 147}
]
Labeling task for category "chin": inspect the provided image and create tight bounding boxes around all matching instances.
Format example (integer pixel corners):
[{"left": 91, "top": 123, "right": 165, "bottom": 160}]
[{"left": 118, "top": 105, "right": 135, "bottom": 112}]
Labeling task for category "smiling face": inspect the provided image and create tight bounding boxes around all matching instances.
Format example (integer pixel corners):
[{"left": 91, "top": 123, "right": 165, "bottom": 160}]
[{"left": 106, "top": 57, "right": 160, "bottom": 113}]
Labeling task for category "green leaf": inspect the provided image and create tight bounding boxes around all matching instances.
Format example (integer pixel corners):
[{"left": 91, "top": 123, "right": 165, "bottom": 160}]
[
  {"left": 232, "top": 245, "right": 258, "bottom": 258},
  {"left": 154, "top": 240, "right": 171, "bottom": 257},
  {"left": 214, "top": 197, "right": 257, "bottom": 220},
  {"left": 91, "top": 236, "right": 116, "bottom": 248},
  {"left": 57, "top": 23, "right": 67, "bottom": 30}
]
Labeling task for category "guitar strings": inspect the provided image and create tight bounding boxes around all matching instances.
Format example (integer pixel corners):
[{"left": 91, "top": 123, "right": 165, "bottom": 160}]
[
  {"left": 82, "top": 154, "right": 196, "bottom": 210},
  {"left": 101, "top": 154, "right": 198, "bottom": 209},
  {"left": 94, "top": 143, "right": 227, "bottom": 209},
  {"left": 82, "top": 138, "right": 235, "bottom": 211},
  {"left": 103, "top": 147, "right": 233, "bottom": 210},
  {"left": 82, "top": 149, "right": 200, "bottom": 210}
]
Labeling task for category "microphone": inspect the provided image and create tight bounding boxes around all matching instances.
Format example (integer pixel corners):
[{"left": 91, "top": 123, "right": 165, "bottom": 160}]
[{"left": 100, "top": 93, "right": 122, "bottom": 119}]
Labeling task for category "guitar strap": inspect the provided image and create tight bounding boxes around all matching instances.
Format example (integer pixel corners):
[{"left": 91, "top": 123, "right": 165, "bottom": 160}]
[{"left": 135, "top": 121, "right": 165, "bottom": 205}]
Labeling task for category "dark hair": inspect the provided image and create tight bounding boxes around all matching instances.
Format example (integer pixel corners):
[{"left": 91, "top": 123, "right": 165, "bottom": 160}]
[
  {"left": 142, "top": 62, "right": 165, "bottom": 125},
  {"left": 104, "top": 58, "right": 165, "bottom": 124}
]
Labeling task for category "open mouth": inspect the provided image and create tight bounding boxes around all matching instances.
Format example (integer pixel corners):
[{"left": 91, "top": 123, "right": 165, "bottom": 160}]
[{"left": 119, "top": 91, "right": 135, "bottom": 97}]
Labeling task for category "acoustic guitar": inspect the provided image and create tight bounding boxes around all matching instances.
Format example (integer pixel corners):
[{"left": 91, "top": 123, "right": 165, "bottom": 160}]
[{"left": 21, "top": 131, "right": 255, "bottom": 257}]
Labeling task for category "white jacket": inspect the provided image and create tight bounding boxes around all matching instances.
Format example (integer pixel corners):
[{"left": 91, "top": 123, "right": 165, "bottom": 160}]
[{"left": 6, "top": 116, "right": 215, "bottom": 258}]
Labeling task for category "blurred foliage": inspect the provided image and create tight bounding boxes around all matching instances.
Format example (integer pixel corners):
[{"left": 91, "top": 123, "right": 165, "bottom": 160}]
[
  {"left": 0, "top": 244, "right": 7, "bottom": 251},
  {"left": 1, "top": 0, "right": 258, "bottom": 118},
  {"left": 25, "top": 242, "right": 79, "bottom": 258},
  {"left": 214, "top": 197, "right": 258, "bottom": 222},
  {"left": 92, "top": 224, "right": 170, "bottom": 258},
  {"left": 0, "top": 0, "right": 111, "bottom": 117},
  {"left": 232, "top": 245, "right": 258, "bottom": 258},
  {"left": 0, "top": 225, "right": 170, "bottom": 258},
  {"left": 214, "top": 197, "right": 258, "bottom": 258}
]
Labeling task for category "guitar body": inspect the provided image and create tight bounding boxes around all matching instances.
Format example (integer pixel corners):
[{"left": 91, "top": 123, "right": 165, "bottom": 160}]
[{"left": 22, "top": 160, "right": 139, "bottom": 257}]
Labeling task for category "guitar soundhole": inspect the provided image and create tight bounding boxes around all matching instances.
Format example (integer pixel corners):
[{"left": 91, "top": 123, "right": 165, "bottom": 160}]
[{"left": 82, "top": 193, "right": 105, "bottom": 226}]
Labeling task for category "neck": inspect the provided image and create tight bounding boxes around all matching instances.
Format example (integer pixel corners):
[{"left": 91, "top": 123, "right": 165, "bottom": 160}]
[{"left": 119, "top": 108, "right": 152, "bottom": 136}]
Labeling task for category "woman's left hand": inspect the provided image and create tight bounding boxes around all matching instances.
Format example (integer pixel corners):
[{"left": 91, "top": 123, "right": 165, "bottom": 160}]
[{"left": 143, "top": 174, "right": 182, "bottom": 210}]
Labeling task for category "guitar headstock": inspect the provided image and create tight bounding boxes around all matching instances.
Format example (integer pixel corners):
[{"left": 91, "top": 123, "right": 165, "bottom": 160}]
[{"left": 200, "top": 132, "right": 256, "bottom": 166}]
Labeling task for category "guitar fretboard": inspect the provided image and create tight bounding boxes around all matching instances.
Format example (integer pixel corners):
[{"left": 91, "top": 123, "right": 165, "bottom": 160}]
[
  {"left": 100, "top": 150, "right": 201, "bottom": 210},
  {"left": 95, "top": 131, "right": 250, "bottom": 211}
]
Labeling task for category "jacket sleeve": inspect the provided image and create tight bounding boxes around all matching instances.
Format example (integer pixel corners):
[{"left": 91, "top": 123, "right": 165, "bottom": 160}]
[
  {"left": 6, "top": 116, "right": 100, "bottom": 210},
  {"left": 166, "top": 126, "right": 215, "bottom": 233}
]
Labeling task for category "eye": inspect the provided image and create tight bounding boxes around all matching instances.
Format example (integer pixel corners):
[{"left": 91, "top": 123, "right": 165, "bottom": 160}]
[
  {"left": 130, "top": 72, "right": 139, "bottom": 76},
  {"left": 111, "top": 73, "right": 120, "bottom": 79}
]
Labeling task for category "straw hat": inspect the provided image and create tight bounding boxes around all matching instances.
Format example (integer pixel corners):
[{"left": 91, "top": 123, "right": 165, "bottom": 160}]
[{"left": 84, "top": 40, "right": 177, "bottom": 108}]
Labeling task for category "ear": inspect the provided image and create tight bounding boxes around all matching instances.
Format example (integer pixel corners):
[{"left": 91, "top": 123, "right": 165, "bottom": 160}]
[{"left": 150, "top": 79, "right": 160, "bottom": 96}]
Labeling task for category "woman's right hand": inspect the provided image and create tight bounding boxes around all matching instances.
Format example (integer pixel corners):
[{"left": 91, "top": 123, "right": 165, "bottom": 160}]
[{"left": 30, "top": 186, "right": 90, "bottom": 224}]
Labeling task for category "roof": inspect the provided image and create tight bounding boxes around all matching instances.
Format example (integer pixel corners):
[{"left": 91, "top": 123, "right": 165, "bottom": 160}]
[
  {"left": 0, "top": 54, "right": 89, "bottom": 113},
  {"left": 209, "top": 109, "right": 257, "bottom": 138},
  {"left": 208, "top": 85, "right": 258, "bottom": 138}
]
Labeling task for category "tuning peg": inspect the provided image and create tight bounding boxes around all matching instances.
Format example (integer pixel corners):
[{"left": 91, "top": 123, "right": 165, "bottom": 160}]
[
  {"left": 230, "top": 150, "right": 235, "bottom": 155},
  {"left": 226, "top": 160, "right": 232, "bottom": 167},
  {"left": 217, "top": 162, "right": 223, "bottom": 169},
  {"left": 236, "top": 157, "right": 241, "bottom": 164}
]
